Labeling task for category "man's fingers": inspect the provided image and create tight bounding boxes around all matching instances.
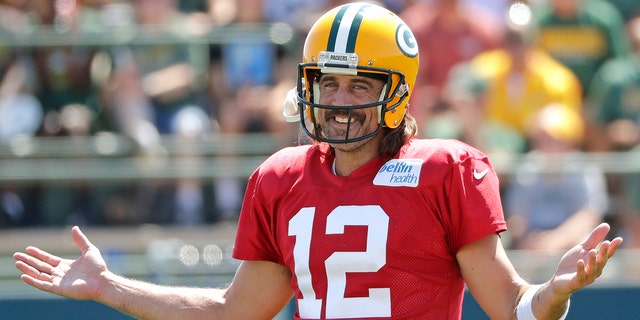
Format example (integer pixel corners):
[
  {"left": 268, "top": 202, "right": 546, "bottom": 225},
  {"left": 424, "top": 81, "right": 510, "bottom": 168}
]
[
  {"left": 596, "top": 242, "right": 611, "bottom": 274},
  {"left": 23, "top": 246, "right": 63, "bottom": 268},
  {"left": 15, "top": 259, "right": 54, "bottom": 282},
  {"left": 19, "top": 274, "right": 58, "bottom": 294},
  {"left": 586, "top": 235, "right": 624, "bottom": 279},
  {"left": 575, "top": 258, "right": 587, "bottom": 283},
  {"left": 586, "top": 249, "right": 600, "bottom": 282},
  {"left": 608, "top": 237, "right": 624, "bottom": 258},
  {"left": 581, "top": 223, "right": 611, "bottom": 249},
  {"left": 13, "top": 250, "right": 60, "bottom": 276},
  {"left": 71, "top": 226, "right": 94, "bottom": 254}
]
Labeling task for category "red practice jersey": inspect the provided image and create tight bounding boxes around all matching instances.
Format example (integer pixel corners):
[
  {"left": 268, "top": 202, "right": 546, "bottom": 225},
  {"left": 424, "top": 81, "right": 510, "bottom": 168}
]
[{"left": 233, "top": 138, "right": 507, "bottom": 319}]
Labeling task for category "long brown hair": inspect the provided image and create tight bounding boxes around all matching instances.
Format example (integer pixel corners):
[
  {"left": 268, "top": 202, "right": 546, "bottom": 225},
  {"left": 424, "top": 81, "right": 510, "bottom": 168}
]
[{"left": 379, "top": 113, "right": 418, "bottom": 158}]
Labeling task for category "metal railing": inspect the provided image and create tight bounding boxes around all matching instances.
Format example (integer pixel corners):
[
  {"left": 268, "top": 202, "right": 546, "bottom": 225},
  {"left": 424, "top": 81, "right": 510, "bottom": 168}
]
[
  {"left": 1, "top": 134, "right": 640, "bottom": 183},
  {"left": 0, "top": 23, "right": 296, "bottom": 47},
  {"left": 0, "top": 133, "right": 299, "bottom": 183}
]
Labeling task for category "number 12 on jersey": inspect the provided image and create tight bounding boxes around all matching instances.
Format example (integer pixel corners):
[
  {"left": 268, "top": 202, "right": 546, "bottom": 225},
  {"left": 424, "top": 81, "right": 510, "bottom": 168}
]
[{"left": 288, "top": 205, "right": 391, "bottom": 319}]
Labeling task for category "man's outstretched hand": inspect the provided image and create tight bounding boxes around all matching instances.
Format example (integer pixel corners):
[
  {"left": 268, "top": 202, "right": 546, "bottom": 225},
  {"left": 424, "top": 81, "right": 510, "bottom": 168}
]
[
  {"left": 13, "top": 226, "right": 109, "bottom": 301},
  {"left": 551, "top": 223, "right": 624, "bottom": 295}
]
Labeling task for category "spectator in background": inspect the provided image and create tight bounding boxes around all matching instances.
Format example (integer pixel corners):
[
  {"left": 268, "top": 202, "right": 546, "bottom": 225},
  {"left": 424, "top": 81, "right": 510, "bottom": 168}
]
[
  {"left": 31, "top": 0, "right": 111, "bottom": 135},
  {"left": 19, "top": 0, "right": 117, "bottom": 227},
  {"left": 532, "top": 0, "right": 630, "bottom": 98},
  {"left": 585, "top": 13, "right": 640, "bottom": 152},
  {"left": 107, "top": 0, "right": 209, "bottom": 138},
  {"left": 400, "top": 0, "right": 503, "bottom": 133},
  {"left": 585, "top": 13, "right": 640, "bottom": 248},
  {"left": 106, "top": 0, "right": 213, "bottom": 226},
  {"left": 444, "top": 2, "right": 582, "bottom": 156},
  {"left": 210, "top": 0, "right": 280, "bottom": 133},
  {"left": 0, "top": 0, "right": 42, "bottom": 227},
  {"left": 504, "top": 103, "right": 608, "bottom": 252},
  {"left": 0, "top": 0, "right": 42, "bottom": 144},
  {"left": 208, "top": 0, "right": 295, "bottom": 219}
]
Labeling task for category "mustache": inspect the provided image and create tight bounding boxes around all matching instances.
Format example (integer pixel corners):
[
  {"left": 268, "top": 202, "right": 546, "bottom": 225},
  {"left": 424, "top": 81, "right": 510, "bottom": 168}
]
[{"left": 324, "top": 109, "right": 366, "bottom": 123}]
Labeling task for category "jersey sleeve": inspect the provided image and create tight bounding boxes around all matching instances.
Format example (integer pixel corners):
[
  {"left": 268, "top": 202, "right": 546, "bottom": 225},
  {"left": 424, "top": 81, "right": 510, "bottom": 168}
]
[
  {"left": 444, "top": 152, "right": 507, "bottom": 253},
  {"left": 232, "top": 166, "right": 284, "bottom": 264},
  {"left": 232, "top": 146, "right": 312, "bottom": 264}
]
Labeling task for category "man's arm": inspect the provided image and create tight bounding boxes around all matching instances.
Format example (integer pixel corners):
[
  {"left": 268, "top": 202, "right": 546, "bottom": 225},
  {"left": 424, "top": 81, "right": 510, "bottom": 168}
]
[
  {"left": 14, "top": 226, "right": 294, "bottom": 320},
  {"left": 97, "top": 260, "right": 293, "bottom": 320},
  {"left": 456, "top": 223, "right": 622, "bottom": 320},
  {"left": 456, "top": 233, "right": 526, "bottom": 319}
]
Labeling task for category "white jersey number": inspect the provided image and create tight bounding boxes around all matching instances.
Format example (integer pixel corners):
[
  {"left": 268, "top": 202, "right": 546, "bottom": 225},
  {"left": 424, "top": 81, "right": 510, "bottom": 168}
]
[{"left": 288, "top": 205, "right": 391, "bottom": 319}]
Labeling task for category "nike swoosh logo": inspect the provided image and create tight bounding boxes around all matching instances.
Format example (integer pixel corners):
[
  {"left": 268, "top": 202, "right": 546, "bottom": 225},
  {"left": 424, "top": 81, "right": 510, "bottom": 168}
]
[{"left": 473, "top": 168, "right": 489, "bottom": 180}]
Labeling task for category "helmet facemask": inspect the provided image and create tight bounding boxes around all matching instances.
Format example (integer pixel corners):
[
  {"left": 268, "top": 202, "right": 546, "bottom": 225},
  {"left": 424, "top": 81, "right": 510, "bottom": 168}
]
[{"left": 295, "top": 57, "right": 409, "bottom": 144}]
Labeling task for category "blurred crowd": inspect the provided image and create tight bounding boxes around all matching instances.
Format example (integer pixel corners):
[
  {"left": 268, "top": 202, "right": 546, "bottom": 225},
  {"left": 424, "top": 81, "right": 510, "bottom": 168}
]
[{"left": 1, "top": 0, "right": 640, "bottom": 251}]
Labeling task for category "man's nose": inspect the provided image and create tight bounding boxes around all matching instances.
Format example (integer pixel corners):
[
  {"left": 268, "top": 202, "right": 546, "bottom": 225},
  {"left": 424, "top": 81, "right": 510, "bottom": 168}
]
[{"left": 331, "top": 85, "right": 352, "bottom": 106}]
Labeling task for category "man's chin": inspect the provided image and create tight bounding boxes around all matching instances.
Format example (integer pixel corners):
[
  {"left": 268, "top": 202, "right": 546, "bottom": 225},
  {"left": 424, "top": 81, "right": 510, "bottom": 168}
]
[{"left": 328, "top": 135, "right": 375, "bottom": 152}]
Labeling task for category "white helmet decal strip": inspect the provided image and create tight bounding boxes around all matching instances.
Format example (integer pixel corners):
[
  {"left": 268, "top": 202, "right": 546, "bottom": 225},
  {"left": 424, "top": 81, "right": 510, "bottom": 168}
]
[{"left": 327, "top": 3, "right": 368, "bottom": 53}]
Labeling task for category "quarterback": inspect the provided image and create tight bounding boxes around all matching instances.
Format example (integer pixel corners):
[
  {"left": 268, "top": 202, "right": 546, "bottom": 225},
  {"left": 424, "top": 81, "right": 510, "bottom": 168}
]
[{"left": 14, "top": 3, "right": 622, "bottom": 320}]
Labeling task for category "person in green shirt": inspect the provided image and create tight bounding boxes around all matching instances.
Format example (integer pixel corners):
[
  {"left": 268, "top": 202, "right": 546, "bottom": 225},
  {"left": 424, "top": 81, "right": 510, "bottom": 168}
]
[
  {"left": 586, "top": 13, "right": 640, "bottom": 248},
  {"left": 532, "top": 0, "right": 630, "bottom": 96},
  {"left": 585, "top": 13, "right": 640, "bottom": 151}
]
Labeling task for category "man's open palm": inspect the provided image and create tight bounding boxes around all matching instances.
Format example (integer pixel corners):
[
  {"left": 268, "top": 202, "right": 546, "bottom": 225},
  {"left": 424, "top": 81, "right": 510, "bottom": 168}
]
[
  {"left": 552, "top": 223, "right": 623, "bottom": 295},
  {"left": 14, "top": 226, "right": 108, "bottom": 301}
]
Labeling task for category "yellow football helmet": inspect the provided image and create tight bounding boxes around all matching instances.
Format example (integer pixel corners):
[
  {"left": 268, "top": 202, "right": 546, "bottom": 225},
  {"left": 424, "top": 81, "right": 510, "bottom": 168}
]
[{"left": 290, "top": 2, "right": 419, "bottom": 143}]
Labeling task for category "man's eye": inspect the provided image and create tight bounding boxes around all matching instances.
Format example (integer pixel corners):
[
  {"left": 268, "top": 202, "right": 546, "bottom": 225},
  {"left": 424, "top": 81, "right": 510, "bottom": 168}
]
[{"left": 322, "top": 82, "right": 338, "bottom": 89}]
